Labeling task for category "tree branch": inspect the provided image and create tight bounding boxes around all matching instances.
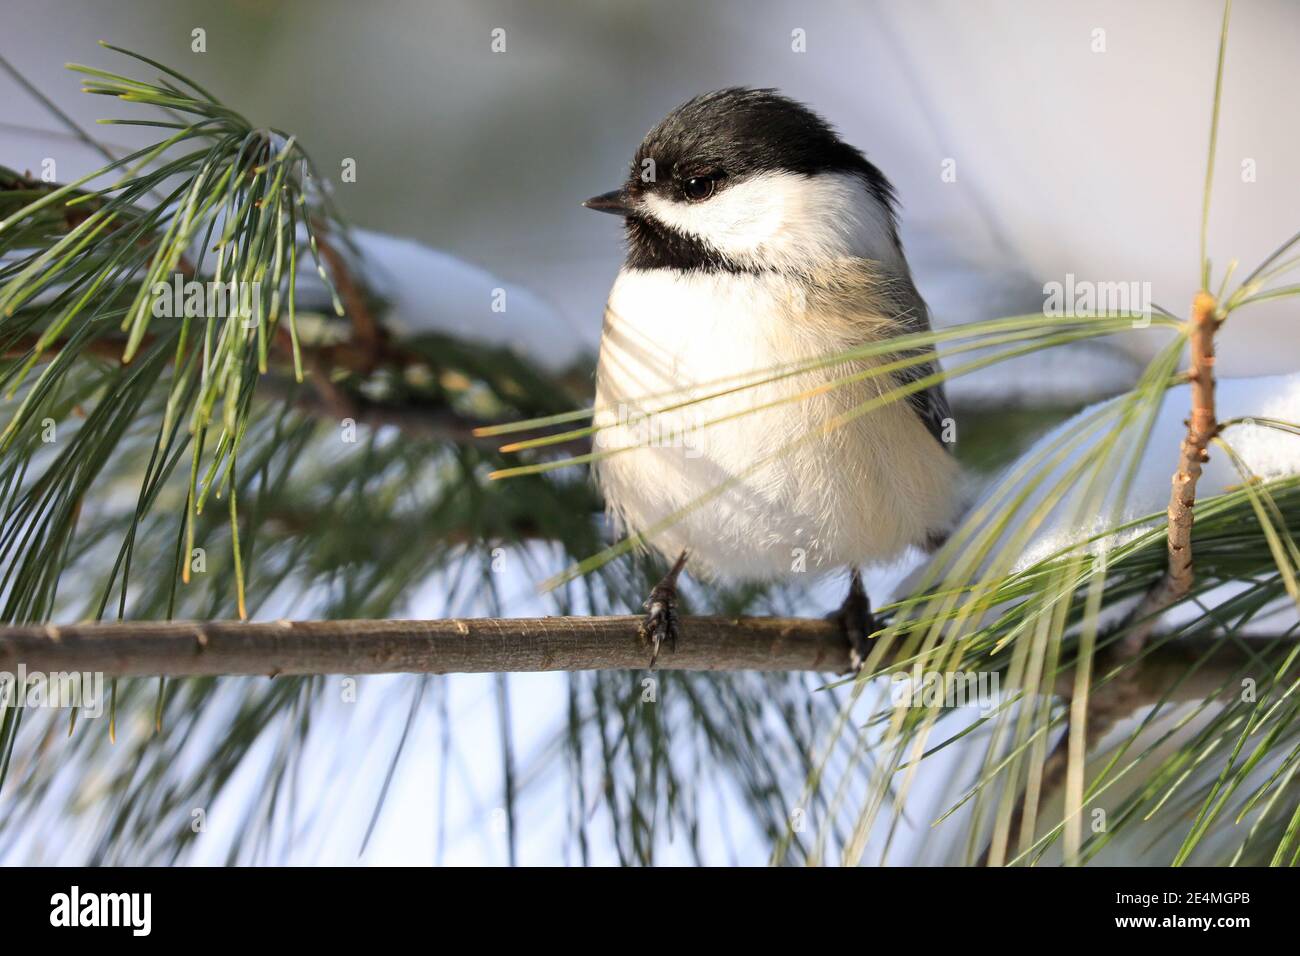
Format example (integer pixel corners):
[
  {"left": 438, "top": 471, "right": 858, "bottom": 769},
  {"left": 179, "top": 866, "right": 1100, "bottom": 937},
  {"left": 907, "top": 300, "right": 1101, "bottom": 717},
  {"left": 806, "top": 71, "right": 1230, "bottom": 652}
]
[
  {"left": 0, "top": 616, "right": 847, "bottom": 676},
  {"left": 1129, "top": 290, "right": 1221, "bottom": 647},
  {"left": 0, "top": 616, "right": 1274, "bottom": 686}
]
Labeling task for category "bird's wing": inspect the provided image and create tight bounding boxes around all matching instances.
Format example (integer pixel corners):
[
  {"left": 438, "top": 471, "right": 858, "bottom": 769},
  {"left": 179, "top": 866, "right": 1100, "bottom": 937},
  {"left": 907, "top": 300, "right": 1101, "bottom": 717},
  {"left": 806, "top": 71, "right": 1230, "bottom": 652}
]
[
  {"left": 900, "top": 363, "right": 954, "bottom": 450},
  {"left": 878, "top": 276, "right": 954, "bottom": 451}
]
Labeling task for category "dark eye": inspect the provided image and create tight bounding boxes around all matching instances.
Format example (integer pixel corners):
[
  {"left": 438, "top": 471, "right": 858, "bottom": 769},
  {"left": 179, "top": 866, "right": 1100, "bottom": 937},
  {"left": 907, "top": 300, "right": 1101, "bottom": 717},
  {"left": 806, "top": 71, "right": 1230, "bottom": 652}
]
[{"left": 683, "top": 174, "right": 718, "bottom": 202}]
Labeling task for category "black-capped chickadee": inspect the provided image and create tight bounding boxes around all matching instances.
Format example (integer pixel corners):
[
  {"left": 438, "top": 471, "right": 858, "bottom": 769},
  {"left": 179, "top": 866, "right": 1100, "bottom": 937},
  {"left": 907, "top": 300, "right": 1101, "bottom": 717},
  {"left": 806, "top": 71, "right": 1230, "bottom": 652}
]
[{"left": 583, "top": 88, "right": 958, "bottom": 669}]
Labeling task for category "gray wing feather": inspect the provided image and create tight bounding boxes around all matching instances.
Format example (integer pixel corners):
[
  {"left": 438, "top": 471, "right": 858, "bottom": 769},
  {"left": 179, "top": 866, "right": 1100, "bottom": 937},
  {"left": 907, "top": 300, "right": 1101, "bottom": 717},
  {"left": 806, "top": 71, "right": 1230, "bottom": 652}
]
[{"left": 880, "top": 278, "right": 953, "bottom": 452}]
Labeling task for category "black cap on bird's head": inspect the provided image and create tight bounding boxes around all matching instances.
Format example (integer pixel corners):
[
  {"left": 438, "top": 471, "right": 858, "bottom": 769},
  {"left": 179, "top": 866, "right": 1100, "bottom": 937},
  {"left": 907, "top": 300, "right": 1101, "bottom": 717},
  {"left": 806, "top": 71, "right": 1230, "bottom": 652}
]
[{"left": 584, "top": 88, "right": 900, "bottom": 272}]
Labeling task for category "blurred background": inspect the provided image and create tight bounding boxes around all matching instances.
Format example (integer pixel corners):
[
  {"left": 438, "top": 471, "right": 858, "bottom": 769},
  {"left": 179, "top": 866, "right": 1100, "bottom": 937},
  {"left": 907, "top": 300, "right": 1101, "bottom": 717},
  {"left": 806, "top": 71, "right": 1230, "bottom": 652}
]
[
  {"left": 2, "top": 0, "right": 1298, "bottom": 864},
  {"left": 7, "top": 0, "right": 1300, "bottom": 368}
]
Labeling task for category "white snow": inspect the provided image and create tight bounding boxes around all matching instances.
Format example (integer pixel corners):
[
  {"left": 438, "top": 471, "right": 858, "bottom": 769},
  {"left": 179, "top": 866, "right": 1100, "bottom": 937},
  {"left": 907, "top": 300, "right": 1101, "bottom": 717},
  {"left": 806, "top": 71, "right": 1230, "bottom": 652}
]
[
  {"left": 899, "top": 373, "right": 1300, "bottom": 635},
  {"left": 1005, "top": 372, "right": 1300, "bottom": 569},
  {"left": 292, "top": 229, "right": 589, "bottom": 374},
  {"left": 353, "top": 230, "right": 587, "bottom": 373}
]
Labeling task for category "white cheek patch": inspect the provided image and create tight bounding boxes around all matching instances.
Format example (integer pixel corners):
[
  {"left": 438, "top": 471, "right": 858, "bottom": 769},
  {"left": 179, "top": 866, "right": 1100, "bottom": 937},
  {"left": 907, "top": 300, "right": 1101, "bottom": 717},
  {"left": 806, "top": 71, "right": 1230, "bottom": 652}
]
[{"left": 639, "top": 170, "right": 902, "bottom": 272}]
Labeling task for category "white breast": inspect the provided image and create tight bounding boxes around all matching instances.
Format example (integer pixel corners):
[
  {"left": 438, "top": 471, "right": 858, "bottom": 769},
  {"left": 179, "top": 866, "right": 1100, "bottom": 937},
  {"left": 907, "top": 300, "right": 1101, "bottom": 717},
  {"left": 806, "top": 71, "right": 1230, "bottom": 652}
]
[{"left": 593, "top": 267, "right": 959, "bottom": 582}]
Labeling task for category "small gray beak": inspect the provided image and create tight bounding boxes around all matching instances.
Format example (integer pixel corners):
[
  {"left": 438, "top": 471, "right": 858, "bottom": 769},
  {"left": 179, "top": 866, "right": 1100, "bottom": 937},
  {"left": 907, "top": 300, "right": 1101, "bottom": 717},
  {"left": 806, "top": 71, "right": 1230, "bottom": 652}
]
[{"left": 582, "top": 189, "right": 634, "bottom": 216}]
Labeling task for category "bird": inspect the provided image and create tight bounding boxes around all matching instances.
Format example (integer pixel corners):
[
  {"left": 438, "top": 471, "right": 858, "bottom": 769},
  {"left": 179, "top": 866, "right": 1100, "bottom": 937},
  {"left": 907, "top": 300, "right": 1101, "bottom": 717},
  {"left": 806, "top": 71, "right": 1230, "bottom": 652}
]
[{"left": 582, "top": 87, "right": 960, "bottom": 670}]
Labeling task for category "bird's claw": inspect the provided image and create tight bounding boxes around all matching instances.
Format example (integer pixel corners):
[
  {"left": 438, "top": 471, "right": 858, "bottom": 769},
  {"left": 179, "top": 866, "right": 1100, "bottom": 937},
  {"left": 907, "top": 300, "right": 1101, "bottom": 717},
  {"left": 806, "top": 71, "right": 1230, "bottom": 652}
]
[
  {"left": 639, "top": 584, "right": 680, "bottom": 669},
  {"left": 831, "top": 569, "right": 877, "bottom": 674}
]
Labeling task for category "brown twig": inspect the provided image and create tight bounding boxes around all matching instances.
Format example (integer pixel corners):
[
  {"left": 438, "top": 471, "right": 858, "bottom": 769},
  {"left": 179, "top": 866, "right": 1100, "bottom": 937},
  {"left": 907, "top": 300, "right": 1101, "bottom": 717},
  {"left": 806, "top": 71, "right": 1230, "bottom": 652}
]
[
  {"left": 1128, "top": 290, "right": 1221, "bottom": 644},
  {"left": 312, "top": 224, "right": 386, "bottom": 372},
  {"left": 0, "top": 616, "right": 1273, "bottom": 680}
]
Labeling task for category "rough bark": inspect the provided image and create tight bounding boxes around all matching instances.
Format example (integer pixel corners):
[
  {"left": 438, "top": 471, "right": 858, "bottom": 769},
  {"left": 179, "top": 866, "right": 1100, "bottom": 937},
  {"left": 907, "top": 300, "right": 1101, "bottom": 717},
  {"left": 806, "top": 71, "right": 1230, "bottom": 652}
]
[{"left": 1127, "top": 290, "right": 1221, "bottom": 649}]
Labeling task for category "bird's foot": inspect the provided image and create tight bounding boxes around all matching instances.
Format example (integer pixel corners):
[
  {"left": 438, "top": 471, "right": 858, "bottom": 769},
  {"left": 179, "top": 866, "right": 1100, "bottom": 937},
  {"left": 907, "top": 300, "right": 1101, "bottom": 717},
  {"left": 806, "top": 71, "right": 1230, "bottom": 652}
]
[
  {"left": 639, "top": 550, "right": 688, "bottom": 669},
  {"left": 639, "top": 587, "right": 679, "bottom": 669},
  {"left": 830, "top": 568, "right": 879, "bottom": 673}
]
